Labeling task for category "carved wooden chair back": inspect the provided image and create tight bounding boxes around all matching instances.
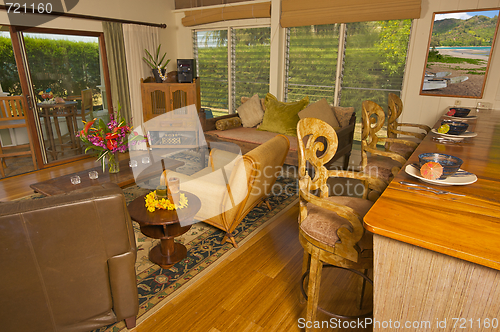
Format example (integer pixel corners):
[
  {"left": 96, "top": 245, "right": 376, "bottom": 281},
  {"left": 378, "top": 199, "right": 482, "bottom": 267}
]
[
  {"left": 361, "top": 100, "right": 408, "bottom": 167},
  {"left": 80, "top": 89, "right": 94, "bottom": 122},
  {"left": 387, "top": 93, "right": 430, "bottom": 141}
]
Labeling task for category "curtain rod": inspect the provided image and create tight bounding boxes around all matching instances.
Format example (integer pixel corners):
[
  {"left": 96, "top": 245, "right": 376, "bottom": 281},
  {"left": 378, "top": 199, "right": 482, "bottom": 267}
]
[{"left": 0, "top": 5, "right": 166, "bottom": 28}]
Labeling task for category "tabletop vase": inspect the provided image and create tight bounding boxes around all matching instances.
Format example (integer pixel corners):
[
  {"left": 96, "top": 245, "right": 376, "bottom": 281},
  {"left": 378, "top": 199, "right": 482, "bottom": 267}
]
[{"left": 107, "top": 152, "right": 120, "bottom": 174}]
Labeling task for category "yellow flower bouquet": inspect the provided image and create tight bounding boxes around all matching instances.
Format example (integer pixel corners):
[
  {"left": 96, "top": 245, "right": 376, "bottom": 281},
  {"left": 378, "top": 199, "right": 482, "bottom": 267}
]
[{"left": 144, "top": 191, "right": 189, "bottom": 212}]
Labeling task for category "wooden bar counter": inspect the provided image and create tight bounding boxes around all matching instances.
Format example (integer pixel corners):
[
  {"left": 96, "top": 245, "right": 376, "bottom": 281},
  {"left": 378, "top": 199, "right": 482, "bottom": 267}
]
[{"left": 364, "top": 108, "right": 500, "bottom": 331}]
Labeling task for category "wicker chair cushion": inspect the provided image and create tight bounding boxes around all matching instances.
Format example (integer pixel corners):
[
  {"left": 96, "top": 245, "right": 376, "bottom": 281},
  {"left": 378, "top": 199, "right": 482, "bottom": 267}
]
[
  {"left": 332, "top": 106, "right": 355, "bottom": 127},
  {"left": 300, "top": 196, "right": 374, "bottom": 250}
]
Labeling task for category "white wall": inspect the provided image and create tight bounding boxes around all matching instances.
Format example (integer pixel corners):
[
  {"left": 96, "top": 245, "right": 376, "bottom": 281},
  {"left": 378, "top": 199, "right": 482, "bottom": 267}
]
[{"left": 401, "top": 0, "right": 500, "bottom": 127}]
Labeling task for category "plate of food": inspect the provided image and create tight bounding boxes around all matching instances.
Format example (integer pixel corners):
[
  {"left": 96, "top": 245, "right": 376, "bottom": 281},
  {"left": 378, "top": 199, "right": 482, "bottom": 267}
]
[
  {"left": 405, "top": 164, "right": 477, "bottom": 186},
  {"left": 431, "top": 128, "right": 477, "bottom": 139},
  {"left": 443, "top": 114, "right": 477, "bottom": 121}
]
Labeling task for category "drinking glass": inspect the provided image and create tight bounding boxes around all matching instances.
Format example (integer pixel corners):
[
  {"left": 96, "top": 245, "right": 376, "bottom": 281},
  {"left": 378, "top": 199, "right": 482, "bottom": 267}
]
[
  {"left": 88, "top": 170, "right": 99, "bottom": 180},
  {"left": 70, "top": 175, "right": 81, "bottom": 185},
  {"left": 142, "top": 157, "right": 151, "bottom": 164},
  {"left": 129, "top": 160, "right": 138, "bottom": 168}
]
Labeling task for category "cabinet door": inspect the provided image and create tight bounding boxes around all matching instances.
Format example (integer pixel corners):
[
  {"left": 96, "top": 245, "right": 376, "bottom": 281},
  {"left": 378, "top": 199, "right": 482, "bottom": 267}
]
[
  {"left": 170, "top": 84, "right": 196, "bottom": 111},
  {"left": 141, "top": 83, "right": 169, "bottom": 122}
]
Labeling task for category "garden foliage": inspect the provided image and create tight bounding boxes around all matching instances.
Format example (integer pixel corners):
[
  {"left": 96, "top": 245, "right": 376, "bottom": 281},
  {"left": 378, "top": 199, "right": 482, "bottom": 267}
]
[{"left": 0, "top": 35, "right": 101, "bottom": 101}]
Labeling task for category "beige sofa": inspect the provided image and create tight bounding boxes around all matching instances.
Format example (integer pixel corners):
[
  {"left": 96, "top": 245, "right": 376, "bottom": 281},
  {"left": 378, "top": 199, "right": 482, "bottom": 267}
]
[
  {"left": 200, "top": 99, "right": 355, "bottom": 169},
  {"left": 164, "top": 135, "right": 290, "bottom": 247}
]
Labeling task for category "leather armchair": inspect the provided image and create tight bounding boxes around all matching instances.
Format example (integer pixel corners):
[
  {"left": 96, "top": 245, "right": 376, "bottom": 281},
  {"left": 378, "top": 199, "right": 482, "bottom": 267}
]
[{"left": 0, "top": 183, "right": 139, "bottom": 332}]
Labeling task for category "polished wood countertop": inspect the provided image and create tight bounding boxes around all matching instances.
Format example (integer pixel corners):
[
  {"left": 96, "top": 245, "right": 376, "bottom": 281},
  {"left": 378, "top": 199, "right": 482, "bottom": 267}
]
[{"left": 364, "top": 108, "right": 500, "bottom": 270}]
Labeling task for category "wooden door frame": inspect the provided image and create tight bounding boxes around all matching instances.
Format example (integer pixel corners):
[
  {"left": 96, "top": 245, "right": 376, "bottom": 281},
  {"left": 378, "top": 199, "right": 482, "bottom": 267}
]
[{"left": 7, "top": 26, "right": 113, "bottom": 168}]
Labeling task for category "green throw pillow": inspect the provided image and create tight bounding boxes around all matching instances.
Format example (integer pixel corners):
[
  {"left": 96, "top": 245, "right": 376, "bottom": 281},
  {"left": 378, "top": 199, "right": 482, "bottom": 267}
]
[{"left": 258, "top": 93, "right": 309, "bottom": 136}]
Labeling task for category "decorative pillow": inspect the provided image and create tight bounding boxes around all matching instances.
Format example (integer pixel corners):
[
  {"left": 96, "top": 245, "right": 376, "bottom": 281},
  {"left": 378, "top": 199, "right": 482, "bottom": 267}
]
[
  {"left": 241, "top": 96, "right": 266, "bottom": 111},
  {"left": 298, "top": 98, "right": 340, "bottom": 130},
  {"left": 215, "top": 117, "right": 242, "bottom": 131},
  {"left": 236, "top": 94, "right": 264, "bottom": 127},
  {"left": 332, "top": 106, "right": 355, "bottom": 127},
  {"left": 258, "top": 93, "right": 309, "bottom": 137}
]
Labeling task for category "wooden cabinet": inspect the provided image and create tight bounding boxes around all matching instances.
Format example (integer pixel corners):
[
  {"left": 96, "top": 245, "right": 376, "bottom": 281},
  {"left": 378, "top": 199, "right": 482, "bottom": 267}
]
[
  {"left": 140, "top": 79, "right": 200, "bottom": 122},
  {"left": 140, "top": 79, "right": 202, "bottom": 150}
]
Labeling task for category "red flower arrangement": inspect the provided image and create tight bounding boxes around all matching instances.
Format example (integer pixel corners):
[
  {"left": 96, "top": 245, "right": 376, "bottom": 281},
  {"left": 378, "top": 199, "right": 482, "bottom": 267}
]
[{"left": 78, "top": 105, "right": 145, "bottom": 172}]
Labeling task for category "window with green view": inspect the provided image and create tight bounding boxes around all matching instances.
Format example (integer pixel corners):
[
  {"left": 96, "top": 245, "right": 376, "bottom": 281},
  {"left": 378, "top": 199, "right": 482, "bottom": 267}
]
[
  {"left": 286, "top": 20, "right": 412, "bottom": 141},
  {"left": 194, "top": 27, "right": 270, "bottom": 118}
]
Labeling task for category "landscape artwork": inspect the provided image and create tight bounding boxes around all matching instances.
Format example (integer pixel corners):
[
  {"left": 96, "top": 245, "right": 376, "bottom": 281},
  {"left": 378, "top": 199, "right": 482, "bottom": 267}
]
[{"left": 421, "top": 9, "right": 500, "bottom": 98}]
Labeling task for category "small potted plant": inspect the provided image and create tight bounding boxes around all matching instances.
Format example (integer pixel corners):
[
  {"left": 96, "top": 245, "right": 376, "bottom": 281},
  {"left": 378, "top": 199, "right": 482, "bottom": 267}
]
[{"left": 143, "top": 44, "right": 171, "bottom": 83}]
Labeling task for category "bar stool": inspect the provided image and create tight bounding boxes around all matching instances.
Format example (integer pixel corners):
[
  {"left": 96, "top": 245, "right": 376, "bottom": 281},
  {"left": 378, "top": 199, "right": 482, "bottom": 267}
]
[
  {"left": 386, "top": 93, "right": 431, "bottom": 159},
  {"left": 297, "top": 117, "right": 386, "bottom": 329}
]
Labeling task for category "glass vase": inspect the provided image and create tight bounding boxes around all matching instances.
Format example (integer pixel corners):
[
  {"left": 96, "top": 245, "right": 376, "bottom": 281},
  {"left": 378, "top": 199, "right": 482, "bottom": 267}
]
[{"left": 107, "top": 152, "right": 120, "bottom": 174}]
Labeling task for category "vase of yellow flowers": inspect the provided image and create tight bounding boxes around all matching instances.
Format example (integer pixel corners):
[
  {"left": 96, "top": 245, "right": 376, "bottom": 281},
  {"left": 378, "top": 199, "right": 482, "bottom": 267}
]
[{"left": 78, "top": 105, "right": 145, "bottom": 173}]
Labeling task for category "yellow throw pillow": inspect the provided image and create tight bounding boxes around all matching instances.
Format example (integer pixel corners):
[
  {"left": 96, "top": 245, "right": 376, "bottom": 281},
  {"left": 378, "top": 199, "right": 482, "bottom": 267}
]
[{"left": 258, "top": 93, "right": 309, "bottom": 137}]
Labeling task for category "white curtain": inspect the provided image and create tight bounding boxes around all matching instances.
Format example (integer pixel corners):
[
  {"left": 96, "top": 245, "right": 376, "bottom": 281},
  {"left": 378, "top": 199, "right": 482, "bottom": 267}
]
[{"left": 123, "top": 25, "right": 161, "bottom": 129}]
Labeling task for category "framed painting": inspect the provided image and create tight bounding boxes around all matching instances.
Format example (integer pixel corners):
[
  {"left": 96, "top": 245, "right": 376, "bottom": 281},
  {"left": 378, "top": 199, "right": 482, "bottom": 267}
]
[{"left": 420, "top": 9, "right": 500, "bottom": 98}]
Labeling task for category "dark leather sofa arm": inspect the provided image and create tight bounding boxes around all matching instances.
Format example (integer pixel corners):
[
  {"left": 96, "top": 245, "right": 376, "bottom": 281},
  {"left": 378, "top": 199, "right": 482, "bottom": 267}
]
[{"left": 0, "top": 183, "right": 139, "bottom": 332}]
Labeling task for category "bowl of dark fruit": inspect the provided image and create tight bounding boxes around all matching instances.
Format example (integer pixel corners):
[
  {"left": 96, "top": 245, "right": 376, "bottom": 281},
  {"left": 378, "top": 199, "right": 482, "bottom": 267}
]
[
  {"left": 419, "top": 153, "right": 463, "bottom": 180},
  {"left": 447, "top": 107, "right": 471, "bottom": 117},
  {"left": 440, "top": 120, "right": 469, "bottom": 135}
]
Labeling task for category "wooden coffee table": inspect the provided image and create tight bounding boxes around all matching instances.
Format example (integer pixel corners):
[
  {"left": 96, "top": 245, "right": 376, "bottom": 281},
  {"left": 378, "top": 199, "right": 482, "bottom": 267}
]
[
  {"left": 127, "top": 191, "right": 201, "bottom": 268},
  {"left": 30, "top": 156, "right": 185, "bottom": 196}
]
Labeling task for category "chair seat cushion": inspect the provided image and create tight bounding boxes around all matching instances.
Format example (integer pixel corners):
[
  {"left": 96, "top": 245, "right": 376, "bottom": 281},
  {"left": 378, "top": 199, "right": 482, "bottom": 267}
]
[
  {"left": 386, "top": 142, "right": 415, "bottom": 160},
  {"left": 300, "top": 196, "right": 374, "bottom": 250},
  {"left": 363, "top": 155, "right": 402, "bottom": 182}
]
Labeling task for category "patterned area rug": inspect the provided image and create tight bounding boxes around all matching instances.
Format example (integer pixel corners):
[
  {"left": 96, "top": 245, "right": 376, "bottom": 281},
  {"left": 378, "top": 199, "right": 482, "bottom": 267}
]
[{"left": 92, "top": 151, "right": 298, "bottom": 332}]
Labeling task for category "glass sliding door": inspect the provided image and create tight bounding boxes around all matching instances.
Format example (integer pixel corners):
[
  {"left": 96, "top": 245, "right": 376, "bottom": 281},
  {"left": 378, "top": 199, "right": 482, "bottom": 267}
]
[
  {"left": 0, "top": 26, "right": 111, "bottom": 175},
  {"left": 0, "top": 30, "right": 36, "bottom": 177},
  {"left": 22, "top": 31, "right": 108, "bottom": 163}
]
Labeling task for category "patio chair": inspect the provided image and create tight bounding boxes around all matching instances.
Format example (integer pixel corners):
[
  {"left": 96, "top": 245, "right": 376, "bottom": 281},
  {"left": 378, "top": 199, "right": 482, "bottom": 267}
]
[
  {"left": 0, "top": 96, "right": 38, "bottom": 177},
  {"left": 66, "top": 88, "right": 94, "bottom": 124}
]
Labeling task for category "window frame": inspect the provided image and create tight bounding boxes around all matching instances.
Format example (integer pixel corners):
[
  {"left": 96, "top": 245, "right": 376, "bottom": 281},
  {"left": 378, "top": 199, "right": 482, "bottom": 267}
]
[
  {"left": 284, "top": 20, "right": 413, "bottom": 107},
  {"left": 193, "top": 20, "right": 271, "bottom": 115}
]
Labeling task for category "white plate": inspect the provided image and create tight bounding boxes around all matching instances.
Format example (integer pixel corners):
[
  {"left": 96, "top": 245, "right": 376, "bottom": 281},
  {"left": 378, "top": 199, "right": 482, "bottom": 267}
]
[
  {"left": 405, "top": 164, "right": 477, "bottom": 186},
  {"left": 443, "top": 114, "right": 477, "bottom": 121},
  {"left": 431, "top": 128, "right": 477, "bottom": 139}
]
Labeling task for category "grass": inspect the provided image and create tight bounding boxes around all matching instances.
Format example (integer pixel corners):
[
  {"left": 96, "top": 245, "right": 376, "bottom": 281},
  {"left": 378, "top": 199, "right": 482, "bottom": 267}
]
[{"left": 427, "top": 53, "right": 486, "bottom": 65}]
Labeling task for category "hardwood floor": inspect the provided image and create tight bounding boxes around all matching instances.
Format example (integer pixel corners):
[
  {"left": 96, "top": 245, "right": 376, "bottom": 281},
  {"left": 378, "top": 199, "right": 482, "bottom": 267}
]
[
  {"left": 0, "top": 160, "right": 373, "bottom": 332},
  {"left": 0, "top": 156, "right": 103, "bottom": 200}
]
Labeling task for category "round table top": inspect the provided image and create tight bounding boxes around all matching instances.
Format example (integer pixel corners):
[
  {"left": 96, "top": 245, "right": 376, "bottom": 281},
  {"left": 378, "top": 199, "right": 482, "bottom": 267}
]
[
  {"left": 127, "top": 191, "right": 201, "bottom": 226},
  {"left": 37, "top": 101, "right": 77, "bottom": 109}
]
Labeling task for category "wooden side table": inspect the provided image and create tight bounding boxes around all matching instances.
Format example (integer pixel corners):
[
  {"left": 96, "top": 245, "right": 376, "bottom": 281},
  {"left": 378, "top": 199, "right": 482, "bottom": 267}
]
[{"left": 127, "top": 191, "right": 201, "bottom": 268}]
